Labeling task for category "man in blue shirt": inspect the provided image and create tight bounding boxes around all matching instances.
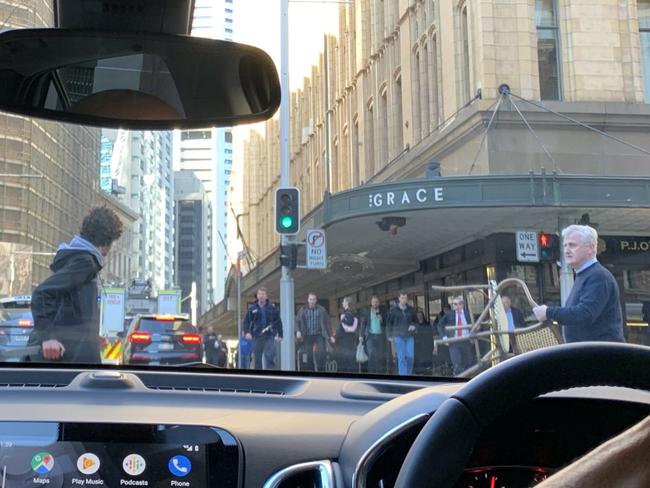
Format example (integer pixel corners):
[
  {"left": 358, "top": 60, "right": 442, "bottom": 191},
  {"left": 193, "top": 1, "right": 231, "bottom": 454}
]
[
  {"left": 502, "top": 295, "right": 526, "bottom": 332},
  {"left": 239, "top": 333, "right": 252, "bottom": 369},
  {"left": 533, "top": 225, "right": 624, "bottom": 343}
]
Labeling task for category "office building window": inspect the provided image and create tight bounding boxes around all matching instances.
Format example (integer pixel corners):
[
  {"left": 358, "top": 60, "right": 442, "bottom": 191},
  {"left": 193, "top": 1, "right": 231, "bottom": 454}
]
[
  {"left": 366, "top": 102, "right": 375, "bottom": 181},
  {"left": 224, "top": 131, "right": 233, "bottom": 143},
  {"left": 640, "top": 0, "right": 650, "bottom": 102},
  {"left": 459, "top": 2, "right": 471, "bottom": 104},
  {"left": 536, "top": 0, "right": 561, "bottom": 100},
  {"left": 181, "top": 130, "right": 211, "bottom": 141}
]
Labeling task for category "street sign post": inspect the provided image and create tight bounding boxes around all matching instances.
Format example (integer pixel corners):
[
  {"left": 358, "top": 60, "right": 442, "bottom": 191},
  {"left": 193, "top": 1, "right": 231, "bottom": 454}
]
[
  {"left": 306, "top": 229, "right": 327, "bottom": 269},
  {"left": 516, "top": 231, "right": 540, "bottom": 263}
]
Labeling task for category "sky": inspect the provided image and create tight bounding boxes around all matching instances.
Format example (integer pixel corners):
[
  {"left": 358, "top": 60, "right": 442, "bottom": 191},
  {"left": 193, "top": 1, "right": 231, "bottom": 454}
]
[
  {"left": 228, "top": 0, "right": 342, "bottom": 260},
  {"left": 234, "top": 0, "right": 341, "bottom": 91}
]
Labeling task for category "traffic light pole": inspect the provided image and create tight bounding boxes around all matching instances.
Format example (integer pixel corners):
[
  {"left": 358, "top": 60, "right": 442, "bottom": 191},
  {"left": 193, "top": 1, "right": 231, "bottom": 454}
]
[
  {"left": 279, "top": 0, "right": 296, "bottom": 371},
  {"left": 558, "top": 217, "right": 574, "bottom": 306}
]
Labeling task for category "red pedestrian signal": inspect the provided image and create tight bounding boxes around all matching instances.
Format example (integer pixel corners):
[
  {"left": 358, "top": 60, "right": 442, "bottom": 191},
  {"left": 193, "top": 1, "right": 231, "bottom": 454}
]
[
  {"left": 540, "top": 233, "right": 549, "bottom": 247},
  {"left": 539, "top": 232, "right": 559, "bottom": 262}
]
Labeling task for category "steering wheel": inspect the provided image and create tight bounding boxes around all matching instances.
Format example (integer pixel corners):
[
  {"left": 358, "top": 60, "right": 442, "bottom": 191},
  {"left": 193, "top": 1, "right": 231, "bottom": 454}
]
[{"left": 394, "top": 342, "right": 650, "bottom": 488}]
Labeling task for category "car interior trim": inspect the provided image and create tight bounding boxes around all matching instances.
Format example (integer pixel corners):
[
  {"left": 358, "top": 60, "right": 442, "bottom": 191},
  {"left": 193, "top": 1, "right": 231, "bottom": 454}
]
[
  {"left": 262, "top": 459, "right": 334, "bottom": 488},
  {"left": 351, "top": 412, "right": 429, "bottom": 488}
]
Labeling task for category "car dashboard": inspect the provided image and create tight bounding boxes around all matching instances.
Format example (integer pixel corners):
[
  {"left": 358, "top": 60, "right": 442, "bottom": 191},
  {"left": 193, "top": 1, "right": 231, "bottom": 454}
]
[{"left": 0, "top": 366, "right": 647, "bottom": 488}]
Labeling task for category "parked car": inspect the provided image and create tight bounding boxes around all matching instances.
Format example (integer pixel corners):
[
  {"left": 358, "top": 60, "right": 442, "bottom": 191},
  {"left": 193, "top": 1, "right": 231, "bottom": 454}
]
[{"left": 0, "top": 296, "right": 34, "bottom": 361}]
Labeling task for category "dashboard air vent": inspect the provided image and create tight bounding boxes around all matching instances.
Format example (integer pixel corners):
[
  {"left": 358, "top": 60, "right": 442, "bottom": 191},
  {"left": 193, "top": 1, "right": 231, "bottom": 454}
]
[
  {"left": 262, "top": 460, "right": 334, "bottom": 488},
  {"left": 136, "top": 372, "right": 308, "bottom": 397}
]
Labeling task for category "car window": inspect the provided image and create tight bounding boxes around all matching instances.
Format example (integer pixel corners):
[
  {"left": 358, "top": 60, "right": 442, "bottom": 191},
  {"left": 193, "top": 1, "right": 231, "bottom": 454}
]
[
  {"left": 136, "top": 320, "right": 194, "bottom": 335},
  {"left": 0, "top": 0, "right": 648, "bottom": 377}
]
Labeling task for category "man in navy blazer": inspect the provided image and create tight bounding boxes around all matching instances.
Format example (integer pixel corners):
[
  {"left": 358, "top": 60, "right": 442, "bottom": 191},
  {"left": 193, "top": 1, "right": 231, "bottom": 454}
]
[
  {"left": 533, "top": 225, "right": 624, "bottom": 343},
  {"left": 438, "top": 296, "right": 475, "bottom": 375}
]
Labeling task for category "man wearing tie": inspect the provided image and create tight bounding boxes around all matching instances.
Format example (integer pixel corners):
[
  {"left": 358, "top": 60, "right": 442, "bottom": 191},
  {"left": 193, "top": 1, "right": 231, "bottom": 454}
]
[{"left": 437, "top": 296, "right": 474, "bottom": 375}]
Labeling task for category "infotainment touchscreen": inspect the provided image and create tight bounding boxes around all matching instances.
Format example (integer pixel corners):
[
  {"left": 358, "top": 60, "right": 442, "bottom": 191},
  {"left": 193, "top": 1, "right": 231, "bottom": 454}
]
[{"left": 0, "top": 423, "right": 239, "bottom": 488}]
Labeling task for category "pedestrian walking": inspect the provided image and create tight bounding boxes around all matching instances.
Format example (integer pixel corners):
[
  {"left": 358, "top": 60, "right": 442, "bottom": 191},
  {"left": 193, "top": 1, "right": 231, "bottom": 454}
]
[
  {"left": 29, "top": 206, "right": 124, "bottom": 363},
  {"left": 243, "top": 287, "right": 283, "bottom": 370}
]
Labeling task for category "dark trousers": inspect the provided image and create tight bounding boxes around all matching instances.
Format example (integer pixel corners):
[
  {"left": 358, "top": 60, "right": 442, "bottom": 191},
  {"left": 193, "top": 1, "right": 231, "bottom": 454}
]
[
  {"left": 337, "top": 332, "right": 357, "bottom": 372},
  {"left": 252, "top": 335, "right": 276, "bottom": 370},
  {"left": 366, "top": 334, "right": 386, "bottom": 374},
  {"left": 449, "top": 341, "right": 475, "bottom": 376},
  {"left": 298, "top": 335, "right": 326, "bottom": 371}
]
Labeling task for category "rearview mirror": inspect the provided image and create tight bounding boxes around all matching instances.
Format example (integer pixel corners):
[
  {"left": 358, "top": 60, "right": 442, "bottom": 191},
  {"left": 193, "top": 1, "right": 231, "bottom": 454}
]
[{"left": 0, "top": 29, "right": 281, "bottom": 129}]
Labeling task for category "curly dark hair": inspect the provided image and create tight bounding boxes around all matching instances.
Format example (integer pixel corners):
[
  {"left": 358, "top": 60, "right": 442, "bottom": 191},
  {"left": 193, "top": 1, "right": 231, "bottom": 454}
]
[{"left": 80, "top": 206, "right": 124, "bottom": 247}]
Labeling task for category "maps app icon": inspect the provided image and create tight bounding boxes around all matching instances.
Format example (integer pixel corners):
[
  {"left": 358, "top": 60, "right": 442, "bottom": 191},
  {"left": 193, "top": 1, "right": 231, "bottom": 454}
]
[{"left": 31, "top": 452, "right": 55, "bottom": 474}]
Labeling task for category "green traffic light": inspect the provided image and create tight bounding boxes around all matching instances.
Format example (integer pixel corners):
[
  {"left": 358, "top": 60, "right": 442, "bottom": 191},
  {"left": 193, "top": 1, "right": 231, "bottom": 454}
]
[{"left": 281, "top": 216, "right": 294, "bottom": 229}]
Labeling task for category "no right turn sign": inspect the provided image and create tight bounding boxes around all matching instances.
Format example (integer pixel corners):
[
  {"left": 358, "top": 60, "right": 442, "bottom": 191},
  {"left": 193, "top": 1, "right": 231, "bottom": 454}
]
[{"left": 306, "top": 229, "right": 327, "bottom": 269}]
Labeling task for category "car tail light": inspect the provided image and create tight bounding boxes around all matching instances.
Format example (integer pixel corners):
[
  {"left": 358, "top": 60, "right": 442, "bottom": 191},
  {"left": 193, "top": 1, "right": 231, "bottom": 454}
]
[
  {"left": 182, "top": 334, "right": 202, "bottom": 345},
  {"left": 154, "top": 315, "right": 176, "bottom": 321},
  {"left": 129, "top": 332, "right": 152, "bottom": 343},
  {"left": 18, "top": 319, "right": 32, "bottom": 327},
  {"left": 181, "top": 353, "right": 200, "bottom": 361}
]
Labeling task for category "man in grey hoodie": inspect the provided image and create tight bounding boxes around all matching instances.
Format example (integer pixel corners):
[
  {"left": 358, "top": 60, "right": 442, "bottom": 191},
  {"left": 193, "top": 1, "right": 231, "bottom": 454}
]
[{"left": 29, "top": 207, "right": 123, "bottom": 363}]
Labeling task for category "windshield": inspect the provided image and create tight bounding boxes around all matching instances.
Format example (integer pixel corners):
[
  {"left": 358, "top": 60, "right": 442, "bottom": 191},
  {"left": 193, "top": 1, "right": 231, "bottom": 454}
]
[{"left": 0, "top": 0, "right": 649, "bottom": 377}]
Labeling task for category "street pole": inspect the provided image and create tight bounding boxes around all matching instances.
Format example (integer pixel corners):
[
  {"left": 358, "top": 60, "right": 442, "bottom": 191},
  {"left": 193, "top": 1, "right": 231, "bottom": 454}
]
[
  {"left": 236, "top": 251, "right": 243, "bottom": 368},
  {"left": 190, "top": 281, "right": 197, "bottom": 326},
  {"left": 280, "top": 0, "right": 296, "bottom": 371},
  {"left": 8, "top": 254, "right": 15, "bottom": 296},
  {"left": 558, "top": 217, "right": 574, "bottom": 305}
]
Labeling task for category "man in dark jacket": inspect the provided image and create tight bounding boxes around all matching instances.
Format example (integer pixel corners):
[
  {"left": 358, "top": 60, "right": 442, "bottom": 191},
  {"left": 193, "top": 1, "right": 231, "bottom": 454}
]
[
  {"left": 215, "top": 334, "right": 228, "bottom": 367},
  {"left": 359, "top": 296, "right": 388, "bottom": 374},
  {"left": 29, "top": 206, "right": 123, "bottom": 363},
  {"left": 438, "top": 296, "right": 475, "bottom": 375},
  {"left": 533, "top": 225, "right": 624, "bottom": 343},
  {"left": 386, "top": 292, "right": 418, "bottom": 375},
  {"left": 295, "top": 292, "right": 334, "bottom": 371},
  {"left": 243, "top": 287, "right": 283, "bottom": 370},
  {"left": 203, "top": 326, "right": 219, "bottom": 365},
  {"left": 501, "top": 295, "right": 526, "bottom": 331}
]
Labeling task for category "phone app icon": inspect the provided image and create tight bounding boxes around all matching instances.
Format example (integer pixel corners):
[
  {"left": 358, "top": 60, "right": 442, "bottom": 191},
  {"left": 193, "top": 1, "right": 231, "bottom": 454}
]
[
  {"left": 122, "top": 454, "right": 146, "bottom": 476},
  {"left": 31, "top": 452, "right": 55, "bottom": 474},
  {"left": 168, "top": 455, "right": 192, "bottom": 477},
  {"left": 77, "top": 453, "right": 101, "bottom": 475}
]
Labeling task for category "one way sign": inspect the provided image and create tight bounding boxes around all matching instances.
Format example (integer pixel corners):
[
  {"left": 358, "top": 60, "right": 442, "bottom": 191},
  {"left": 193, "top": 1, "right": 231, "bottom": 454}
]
[{"left": 516, "top": 231, "right": 540, "bottom": 263}]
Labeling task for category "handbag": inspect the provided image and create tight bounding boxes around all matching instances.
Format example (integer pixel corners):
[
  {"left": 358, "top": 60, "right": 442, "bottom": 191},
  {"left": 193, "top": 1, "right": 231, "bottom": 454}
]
[{"left": 356, "top": 342, "right": 368, "bottom": 363}]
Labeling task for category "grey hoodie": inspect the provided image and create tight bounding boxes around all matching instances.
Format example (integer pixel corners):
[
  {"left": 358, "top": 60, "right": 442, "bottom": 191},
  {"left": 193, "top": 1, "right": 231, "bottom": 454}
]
[{"left": 57, "top": 235, "right": 104, "bottom": 267}]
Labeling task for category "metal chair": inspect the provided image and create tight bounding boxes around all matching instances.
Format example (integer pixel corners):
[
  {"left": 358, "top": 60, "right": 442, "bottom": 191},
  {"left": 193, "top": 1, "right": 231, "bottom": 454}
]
[{"left": 432, "top": 278, "right": 563, "bottom": 377}]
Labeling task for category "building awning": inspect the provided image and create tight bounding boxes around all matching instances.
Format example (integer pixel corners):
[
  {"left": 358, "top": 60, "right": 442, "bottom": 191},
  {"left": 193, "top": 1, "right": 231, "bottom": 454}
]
[{"left": 202, "top": 174, "right": 650, "bottom": 336}]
